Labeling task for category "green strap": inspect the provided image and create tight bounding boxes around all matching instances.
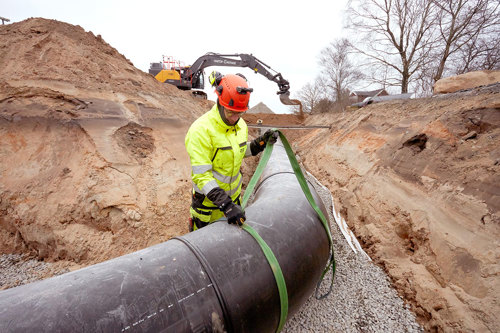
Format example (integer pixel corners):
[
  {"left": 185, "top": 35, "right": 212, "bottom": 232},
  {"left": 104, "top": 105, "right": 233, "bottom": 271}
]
[
  {"left": 241, "top": 224, "right": 288, "bottom": 332},
  {"left": 241, "top": 143, "right": 289, "bottom": 332},
  {"left": 276, "top": 131, "right": 336, "bottom": 300},
  {"left": 241, "top": 140, "right": 274, "bottom": 208},
  {"left": 240, "top": 130, "right": 336, "bottom": 332}
]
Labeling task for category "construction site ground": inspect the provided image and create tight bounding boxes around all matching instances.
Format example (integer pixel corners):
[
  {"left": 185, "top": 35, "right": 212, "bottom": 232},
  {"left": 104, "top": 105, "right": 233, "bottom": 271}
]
[{"left": 1, "top": 18, "right": 499, "bottom": 332}]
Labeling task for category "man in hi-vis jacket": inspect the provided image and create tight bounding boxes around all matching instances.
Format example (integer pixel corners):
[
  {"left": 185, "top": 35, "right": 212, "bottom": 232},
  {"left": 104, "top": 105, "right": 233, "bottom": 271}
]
[{"left": 185, "top": 72, "right": 277, "bottom": 231}]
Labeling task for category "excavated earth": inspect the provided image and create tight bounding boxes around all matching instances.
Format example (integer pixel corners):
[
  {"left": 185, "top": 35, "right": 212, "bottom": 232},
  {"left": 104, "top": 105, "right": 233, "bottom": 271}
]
[
  {"left": 0, "top": 18, "right": 212, "bottom": 272},
  {"left": 298, "top": 86, "right": 500, "bottom": 332},
  {"left": 1, "top": 18, "right": 499, "bottom": 333}
]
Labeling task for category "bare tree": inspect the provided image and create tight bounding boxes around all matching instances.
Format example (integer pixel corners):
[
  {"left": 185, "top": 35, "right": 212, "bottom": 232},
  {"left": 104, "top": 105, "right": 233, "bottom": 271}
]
[
  {"left": 432, "top": 0, "right": 500, "bottom": 81},
  {"left": 346, "top": 0, "right": 437, "bottom": 93},
  {"left": 315, "top": 98, "right": 336, "bottom": 113},
  {"left": 461, "top": 32, "right": 500, "bottom": 72},
  {"left": 318, "top": 38, "right": 364, "bottom": 109},
  {"left": 413, "top": 61, "right": 436, "bottom": 96},
  {"left": 452, "top": 31, "right": 500, "bottom": 74},
  {"left": 296, "top": 77, "right": 326, "bottom": 114}
]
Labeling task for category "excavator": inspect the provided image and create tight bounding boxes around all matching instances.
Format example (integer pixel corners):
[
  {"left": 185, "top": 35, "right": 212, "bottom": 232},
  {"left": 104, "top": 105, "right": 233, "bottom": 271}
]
[{"left": 148, "top": 52, "right": 303, "bottom": 116}]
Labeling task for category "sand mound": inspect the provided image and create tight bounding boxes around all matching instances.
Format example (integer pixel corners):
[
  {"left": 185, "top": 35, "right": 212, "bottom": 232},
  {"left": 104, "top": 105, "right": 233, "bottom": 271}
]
[
  {"left": 298, "top": 84, "right": 500, "bottom": 332},
  {"left": 1, "top": 18, "right": 167, "bottom": 97},
  {"left": 0, "top": 18, "right": 213, "bottom": 266}
]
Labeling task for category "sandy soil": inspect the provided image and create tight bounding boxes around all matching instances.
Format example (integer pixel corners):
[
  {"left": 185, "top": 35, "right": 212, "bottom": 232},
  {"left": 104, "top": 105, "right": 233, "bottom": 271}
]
[
  {"left": 1, "top": 18, "right": 499, "bottom": 332},
  {"left": 0, "top": 18, "right": 212, "bottom": 271},
  {"left": 297, "top": 87, "right": 499, "bottom": 332}
]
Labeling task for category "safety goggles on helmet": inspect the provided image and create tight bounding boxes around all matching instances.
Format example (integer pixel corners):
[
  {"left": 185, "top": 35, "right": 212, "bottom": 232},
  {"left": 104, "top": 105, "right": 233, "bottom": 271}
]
[{"left": 215, "top": 74, "right": 253, "bottom": 112}]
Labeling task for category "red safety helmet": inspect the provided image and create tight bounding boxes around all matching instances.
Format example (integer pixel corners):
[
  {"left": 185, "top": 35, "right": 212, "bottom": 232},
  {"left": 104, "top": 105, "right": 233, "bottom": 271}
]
[{"left": 215, "top": 74, "right": 253, "bottom": 112}]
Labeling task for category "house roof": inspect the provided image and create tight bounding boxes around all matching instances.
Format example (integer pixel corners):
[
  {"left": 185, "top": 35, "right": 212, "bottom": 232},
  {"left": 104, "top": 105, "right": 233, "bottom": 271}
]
[{"left": 247, "top": 102, "right": 274, "bottom": 114}]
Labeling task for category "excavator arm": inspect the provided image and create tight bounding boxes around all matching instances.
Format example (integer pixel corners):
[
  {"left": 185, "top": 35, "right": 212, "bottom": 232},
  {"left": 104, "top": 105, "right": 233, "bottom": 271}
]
[{"left": 185, "top": 53, "right": 302, "bottom": 114}]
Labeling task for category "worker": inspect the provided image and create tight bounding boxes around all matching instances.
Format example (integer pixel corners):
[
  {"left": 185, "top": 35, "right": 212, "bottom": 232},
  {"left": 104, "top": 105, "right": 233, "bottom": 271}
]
[{"left": 185, "top": 71, "right": 278, "bottom": 231}]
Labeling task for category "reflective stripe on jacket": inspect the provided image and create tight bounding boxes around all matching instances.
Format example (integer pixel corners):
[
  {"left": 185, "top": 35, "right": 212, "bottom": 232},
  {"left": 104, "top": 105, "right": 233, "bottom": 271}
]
[{"left": 185, "top": 104, "right": 250, "bottom": 212}]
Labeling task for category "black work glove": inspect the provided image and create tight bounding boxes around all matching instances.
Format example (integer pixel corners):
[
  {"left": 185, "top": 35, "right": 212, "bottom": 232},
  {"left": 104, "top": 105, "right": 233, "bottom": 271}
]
[
  {"left": 250, "top": 129, "right": 279, "bottom": 156},
  {"left": 220, "top": 201, "right": 246, "bottom": 226},
  {"left": 207, "top": 187, "right": 246, "bottom": 226}
]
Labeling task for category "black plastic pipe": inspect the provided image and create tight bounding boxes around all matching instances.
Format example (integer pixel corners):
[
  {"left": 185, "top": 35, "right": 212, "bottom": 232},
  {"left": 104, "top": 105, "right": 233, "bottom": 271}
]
[{"left": 0, "top": 140, "right": 330, "bottom": 332}]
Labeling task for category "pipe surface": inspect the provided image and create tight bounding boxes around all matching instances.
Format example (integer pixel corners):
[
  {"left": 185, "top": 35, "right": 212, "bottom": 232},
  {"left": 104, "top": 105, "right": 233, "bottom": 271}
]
[{"left": 0, "top": 139, "right": 330, "bottom": 332}]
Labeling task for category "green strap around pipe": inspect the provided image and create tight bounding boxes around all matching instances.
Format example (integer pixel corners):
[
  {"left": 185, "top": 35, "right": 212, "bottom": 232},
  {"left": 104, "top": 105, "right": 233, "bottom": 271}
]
[{"left": 240, "top": 130, "right": 336, "bottom": 333}]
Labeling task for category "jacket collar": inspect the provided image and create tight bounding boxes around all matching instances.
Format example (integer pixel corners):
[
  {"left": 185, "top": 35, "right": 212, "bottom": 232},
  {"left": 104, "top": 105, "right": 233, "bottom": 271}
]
[{"left": 210, "top": 104, "right": 242, "bottom": 131}]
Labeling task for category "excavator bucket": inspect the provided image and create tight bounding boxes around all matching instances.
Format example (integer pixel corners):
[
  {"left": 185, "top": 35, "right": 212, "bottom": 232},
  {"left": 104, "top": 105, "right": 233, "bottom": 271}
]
[{"left": 279, "top": 92, "right": 303, "bottom": 118}]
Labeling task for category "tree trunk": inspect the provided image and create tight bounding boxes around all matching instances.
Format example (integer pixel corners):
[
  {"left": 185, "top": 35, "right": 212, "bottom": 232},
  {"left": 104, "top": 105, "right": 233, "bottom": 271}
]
[
  {"left": 401, "top": 69, "right": 409, "bottom": 93},
  {"left": 434, "top": 34, "right": 453, "bottom": 82}
]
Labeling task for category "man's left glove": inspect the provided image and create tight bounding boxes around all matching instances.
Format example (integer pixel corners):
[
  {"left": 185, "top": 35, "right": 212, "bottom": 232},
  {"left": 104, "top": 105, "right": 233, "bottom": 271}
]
[{"left": 250, "top": 129, "right": 279, "bottom": 156}]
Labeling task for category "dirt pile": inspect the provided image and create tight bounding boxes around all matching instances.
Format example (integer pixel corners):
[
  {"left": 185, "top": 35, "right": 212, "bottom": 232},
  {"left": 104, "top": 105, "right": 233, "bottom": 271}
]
[
  {"left": 297, "top": 84, "right": 500, "bottom": 332},
  {"left": 2, "top": 18, "right": 171, "bottom": 100},
  {"left": 0, "top": 18, "right": 213, "bottom": 269}
]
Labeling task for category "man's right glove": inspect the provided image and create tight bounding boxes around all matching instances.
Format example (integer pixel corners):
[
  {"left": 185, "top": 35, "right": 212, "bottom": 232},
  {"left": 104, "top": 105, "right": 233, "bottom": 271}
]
[
  {"left": 250, "top": 129, "right": 279, "bottom": 156},
  {"left": 220, "top": 201, "right": 246, "bottom": 226},
  {"left": 207, "top": 187, "right": 246, "bottom": 226}
]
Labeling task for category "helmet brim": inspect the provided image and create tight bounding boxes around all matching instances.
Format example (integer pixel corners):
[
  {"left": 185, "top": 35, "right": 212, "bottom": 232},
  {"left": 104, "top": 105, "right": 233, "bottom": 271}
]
[{"left": 223, "top": 103, "right": 248, "bottom": 112}]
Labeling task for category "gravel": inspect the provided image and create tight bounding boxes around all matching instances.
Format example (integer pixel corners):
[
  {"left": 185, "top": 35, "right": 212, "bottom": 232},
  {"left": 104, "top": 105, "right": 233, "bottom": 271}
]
[
  {"left": 0, "top": 175, "right": 423, "bottom": 332},
  {"left": 282, "top": 174, "right": 423, "bottom": 332},
  {"left": 0, "top": 254, "right": 62, "bottom": 290}
]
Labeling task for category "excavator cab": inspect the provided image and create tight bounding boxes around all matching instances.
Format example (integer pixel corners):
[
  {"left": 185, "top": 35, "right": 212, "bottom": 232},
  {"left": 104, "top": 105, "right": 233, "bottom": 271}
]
[
  {"left": 191, "top": 71, "right": 204, "bottom": 90},
  {"left": 149, "top": 56, "right": 183, "bottom": 86},
  {"left": 149, "top": 56, "right": 207, "bottom": 98}
]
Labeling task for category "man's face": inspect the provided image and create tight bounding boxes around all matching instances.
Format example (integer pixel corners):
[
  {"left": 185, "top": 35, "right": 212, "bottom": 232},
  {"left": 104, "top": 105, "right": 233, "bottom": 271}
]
[{"left": 224, "top": 108, "right": 245, "bottom": 125}]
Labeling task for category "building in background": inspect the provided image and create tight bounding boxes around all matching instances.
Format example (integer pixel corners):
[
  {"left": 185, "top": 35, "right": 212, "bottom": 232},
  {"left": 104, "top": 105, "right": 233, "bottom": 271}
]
[
  {"left": 248, "top": 102, "right": 275, "bottom": 114},
  {"left": 349, "top": 89, "right": 388, "bottom": 104}
]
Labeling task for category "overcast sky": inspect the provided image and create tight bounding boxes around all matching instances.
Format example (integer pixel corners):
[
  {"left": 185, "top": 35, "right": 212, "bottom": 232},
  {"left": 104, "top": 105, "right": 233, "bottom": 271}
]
[{"left": 3, "top": 0, "right": 349, "bottom": 113}]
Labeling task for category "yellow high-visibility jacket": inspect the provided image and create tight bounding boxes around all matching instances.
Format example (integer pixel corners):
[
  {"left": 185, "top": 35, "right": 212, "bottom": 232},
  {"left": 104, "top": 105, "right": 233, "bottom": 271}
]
[{"left": 185, "top": 104, "right": 252, "bottom": 223}]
